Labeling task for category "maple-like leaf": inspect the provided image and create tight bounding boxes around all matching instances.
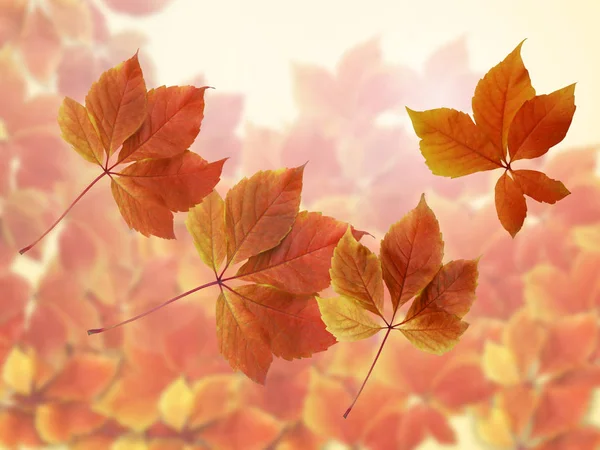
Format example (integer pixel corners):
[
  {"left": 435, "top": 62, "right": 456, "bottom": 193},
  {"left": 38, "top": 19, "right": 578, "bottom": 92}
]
[
  {"left": 407, "top": 40, "right": 575, "bottom": 236},
  {"left": 19, "top": 52, "right": 225, "bottom": 254},
  {"left": 316, "top": 194, "right": 479, "bottom": 416},
  {"left": 88, "top": 165, "right": 371, "bottom": 385}
]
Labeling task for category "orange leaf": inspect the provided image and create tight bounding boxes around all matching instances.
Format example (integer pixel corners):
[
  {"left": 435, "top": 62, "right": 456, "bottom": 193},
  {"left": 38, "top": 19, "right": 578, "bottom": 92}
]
[
  {"left": 18, "top": 8, "right": 62, "bottom": 81},
  {"left": 118, "top": 85, "right": 210, "bottom": 163},
  {"left": 199, "top": 406, "right": 282, "bottom": 450},
  {"left": 406, "top": 41, "right": 576, "bottom": 237},
  {"left": 538, "top": 313, "right": 598, "bottom": 377},
  {"left": 35, "top": 403, "right": 105, "bottom": 444},
  {"left": 397, "top": 306, "right": 469, "bottom": 354},
  {"left": 225, "top": 165, "right": 304, "bottom": 265},
  {"left": 236, "top": 212, "right": 364, "bottom": 294},
  {"left": 215, "top": 289, "right": 272, "bottom": 384},
  {"left": 216, "top": 285, "right": 335, "bottom": 384},
  {"left": 118, "top": 152, "right": 225, "bottom": 212},
  {"left": 85, "top": 52, "right": 147, "bottom": 158},
  {"left": 397, "top": 404, "right": 456, "bottom": 449},
  {"left": 329, "top": 227, "right": 385, "bottom": 317},
  {"left": 406, "top": 107, "right": 503, "bottom": 177},
  {"left": 511, "top": 169, "right": 570, "bottom": 204},
  {"left": 508, "top": 84, "right": 576, "bottom": 161},
  {"left": 530, "top": 380, "right": 593, "bottom": 441},
  {"left": 494, "top": 172, "right": 527, "bottom": 237},
  {"left": 472, "top": 39, "right": 535, "bottom": 155},
  {"left": 404, "top": 259, "right": 479, "bottom": 322},
  {"left": 42, "top": 354, "right": 119, "bottom": 402},
  {"left": 111, "top": 152, "right": 224, "bottom": 238},
  {"left": 380, "top": 194, "right": 444, "bottom": 313},
  {"left": 20, "top": 52, "right": 224, "bottom": 253}
]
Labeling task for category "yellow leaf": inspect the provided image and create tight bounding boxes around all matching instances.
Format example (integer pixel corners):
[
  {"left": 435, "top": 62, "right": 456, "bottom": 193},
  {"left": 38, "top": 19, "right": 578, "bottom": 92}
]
[
  {"left": 2, "top": 347, "right": 34, "bottom": 395},
  {"left": 477, "top": 405, "right": 515, "bottom": 448},
  {"left": 316, "top": 296, "right": 382, "bottom": 341},
  {"left": 158, "top": 377, "right": 194, "bottom": 432},
  {"left": 482, "top": 342, "right": 521, "bottom": 385}
]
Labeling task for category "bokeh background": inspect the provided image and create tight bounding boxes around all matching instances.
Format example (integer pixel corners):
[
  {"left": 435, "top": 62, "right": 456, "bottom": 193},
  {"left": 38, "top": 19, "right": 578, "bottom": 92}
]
[{"left": 1, "top": 0, "right": 600, "bottom": 449}]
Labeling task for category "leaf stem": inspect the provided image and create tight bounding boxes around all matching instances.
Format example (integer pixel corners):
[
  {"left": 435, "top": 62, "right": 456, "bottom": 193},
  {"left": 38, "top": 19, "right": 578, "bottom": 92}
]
[
  {"left": 19, "top": 171, "right": 108, "bottom": 255},
  {"left": 87, "top": 279, "right": 221, "bottom": 335},
  {"left": 343, "top": 326, "right": 392, "bottom": 418}
]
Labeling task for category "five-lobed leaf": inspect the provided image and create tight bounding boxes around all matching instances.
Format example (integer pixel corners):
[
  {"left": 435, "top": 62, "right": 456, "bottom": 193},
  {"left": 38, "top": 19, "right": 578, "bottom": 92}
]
[
  {"left": 318, "top": 195, "right": 477, "bottom": 354},
  {"left": 406, "top": 41, "right": 576, "bottom": 237},
  {"left": 184, "top": 165, "right": 368, "bottom": 383},
  {"left": 53, "top": 52, "right": 224, "bottom": 241},
  {"left": 315, "top": 194, "right": 479, "bottom": 416}
]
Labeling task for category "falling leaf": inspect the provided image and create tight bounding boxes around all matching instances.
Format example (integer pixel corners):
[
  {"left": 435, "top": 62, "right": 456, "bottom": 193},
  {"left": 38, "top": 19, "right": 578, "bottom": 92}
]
[
  {"left": 316, "top": 194, "right": 478, "bottom": 416},
  {"left": 19, "top": 52, "right": 225, "bottom": 254},
  {"left": 407, "top": 41, "right": 576, "bottom": 236}
]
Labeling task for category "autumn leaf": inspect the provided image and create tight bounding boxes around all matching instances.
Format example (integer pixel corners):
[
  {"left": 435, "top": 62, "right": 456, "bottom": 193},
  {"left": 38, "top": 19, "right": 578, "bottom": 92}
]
[
  {"left": 407, "top": 40, "right": 575, "bottom": 236},
  {"left": 88, "top": 165, "right": 371, "bottom": 385},
  {"left": 19, "top": 52, "right": 225, "bottom": 254},
  {"left": 316, "top": 194, "right": 478, "bottom": 416}
]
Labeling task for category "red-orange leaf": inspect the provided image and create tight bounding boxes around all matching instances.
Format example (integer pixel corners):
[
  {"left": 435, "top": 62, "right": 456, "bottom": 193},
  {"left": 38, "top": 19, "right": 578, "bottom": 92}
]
[
  {"left": 19, "top": 52, "right": 223, "bottom": 253},
  {"left": 118, "top": 85, "right": 210, "bottom": 163},
  {"left": 85, "top": 52, "right": 147, "bottom": 158},
  {"left": 380, "top": 194, "right": 444, "bottom": 313},
  {"left": 511, "top": 169, "right": 570, "bottom": 204},
  {"left": 495, "top": 172, "right": 527, "bottom": 237},
  {"left": 508, "top": 84, "right": 576, "bottom": 161},
  {"left": 116, "top": 152, "right": 225, "bottom": 212},
  {"left": 404, "top": 259, "right": 479, "bottom": 323},
  {"left": 236, "top": 212, "right": 365, "bottom": 294},
  {"left": 472, "top": 39, "right": 535, "bottom": 155},
  {"left": 216, "top": 285, "right": 334, "bottom": 384},
  {"left": 110, "top": 152, "right": 224, "bottom": 238},
  {"left": 225, "top": 165, "right": 304, "bottom": 265}
]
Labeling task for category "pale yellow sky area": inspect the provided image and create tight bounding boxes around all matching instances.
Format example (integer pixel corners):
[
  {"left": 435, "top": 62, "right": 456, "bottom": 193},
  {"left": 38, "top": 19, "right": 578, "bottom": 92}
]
[{"left": 99, "top": 0, "right": 600, "bottom": 150}]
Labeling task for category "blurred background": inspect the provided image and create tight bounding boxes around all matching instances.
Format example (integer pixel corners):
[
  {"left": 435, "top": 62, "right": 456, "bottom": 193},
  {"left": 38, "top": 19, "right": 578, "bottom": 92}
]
[{"left": 1, "top": 0, "right": 599, "bottom": 448}]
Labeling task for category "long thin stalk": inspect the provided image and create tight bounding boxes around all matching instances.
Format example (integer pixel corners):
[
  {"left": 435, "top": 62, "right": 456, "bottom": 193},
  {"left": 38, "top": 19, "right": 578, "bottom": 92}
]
[
  {"left": 87, "top": 279, "right": 221, "bottom": 335},
  {"left": 19, "top": 171, "right": 108, "bottom": 255},
  {"left": 344, "top": 326, "right": 392, "bottom": 418}
]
